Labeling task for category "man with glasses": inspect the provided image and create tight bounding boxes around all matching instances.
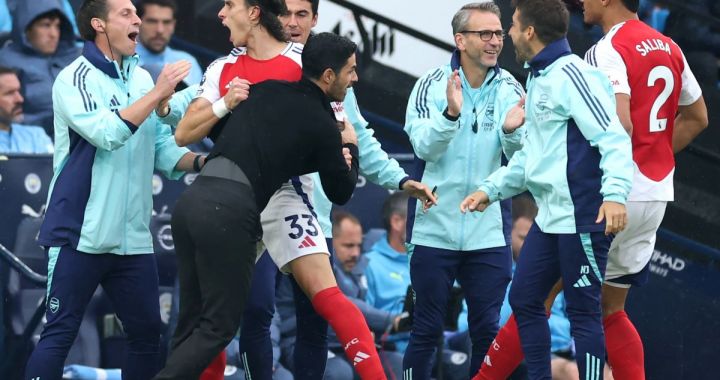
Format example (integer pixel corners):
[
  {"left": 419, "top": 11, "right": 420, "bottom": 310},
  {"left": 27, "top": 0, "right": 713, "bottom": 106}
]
[{"left": 402, "top": 2, "right": 525, "bottom": 379}]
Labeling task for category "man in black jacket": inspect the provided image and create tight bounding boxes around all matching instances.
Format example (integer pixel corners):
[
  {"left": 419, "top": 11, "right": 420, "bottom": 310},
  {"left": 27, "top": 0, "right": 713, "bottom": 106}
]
[{"left": 155, "top": 33, "right": 388, "bottom": 380}]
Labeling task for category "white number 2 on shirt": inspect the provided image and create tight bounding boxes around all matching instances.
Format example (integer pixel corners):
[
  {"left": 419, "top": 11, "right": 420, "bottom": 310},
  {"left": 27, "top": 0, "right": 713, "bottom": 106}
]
[{"left": 647, "top": 65, "right": 675, "bottom": 133}]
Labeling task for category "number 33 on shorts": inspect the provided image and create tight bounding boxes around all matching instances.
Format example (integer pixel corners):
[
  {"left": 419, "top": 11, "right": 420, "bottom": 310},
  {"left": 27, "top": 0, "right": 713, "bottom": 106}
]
[{"left": 284, "top": 214, "right": 319, "bottom": 239}]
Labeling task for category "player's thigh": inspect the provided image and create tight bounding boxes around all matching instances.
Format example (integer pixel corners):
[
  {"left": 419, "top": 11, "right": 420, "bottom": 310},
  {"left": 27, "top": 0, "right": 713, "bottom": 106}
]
[
  {"left": 261, "top": 186, "right": 330, "bottom": 275},
  {"left": 605, "top": 201, "right": 666, "bottom": 282}
]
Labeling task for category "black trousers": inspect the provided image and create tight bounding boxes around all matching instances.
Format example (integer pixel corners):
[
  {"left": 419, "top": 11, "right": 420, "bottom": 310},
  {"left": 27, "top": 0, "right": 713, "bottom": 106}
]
[{"left": 154, "top": 176, "right": 261, "bottom": 379}]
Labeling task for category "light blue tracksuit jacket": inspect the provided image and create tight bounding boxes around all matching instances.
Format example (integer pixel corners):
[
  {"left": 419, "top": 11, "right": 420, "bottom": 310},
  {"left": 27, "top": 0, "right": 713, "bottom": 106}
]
[
  {"left": 479, "top": 39, "right": 633, "bottom": 233},
  {"left": 405, "top": 51, "right": 525, "bottom": 251},
  {"left": 38, "top": 41, "right": 189, "bottom": 254}
]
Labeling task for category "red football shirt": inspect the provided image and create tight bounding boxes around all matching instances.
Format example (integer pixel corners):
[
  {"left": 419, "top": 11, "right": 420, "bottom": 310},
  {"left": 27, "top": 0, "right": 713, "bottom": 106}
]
[
  {"left": 197, "top": 42, "right": 303, "bottom": 102},
  {"left": 585, "top": 20, "right": 702, "bottom": 201}
]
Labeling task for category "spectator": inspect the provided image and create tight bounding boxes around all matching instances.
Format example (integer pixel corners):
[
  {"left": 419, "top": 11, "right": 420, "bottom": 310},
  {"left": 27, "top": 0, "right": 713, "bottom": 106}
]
[
  {"left": 136, "top": 0, "right": 203, "bottom": 86},
  {"left": 365, "top": 192, "right": 411, "bottom": 350},
  {"left": 0, "top": 66, "right": 53, "bottom": 154},
  {"left": 2, "top": 0, "right": 78, "bottom": 34},
  {"left": 663, "top": 0, "right": 720, "bottom": 86},
  {"left": 330, "top": 211, "right": 405, "bottom": 379},
  {"left": 0, "top": 0, "right": 81, "bottom": 137}
]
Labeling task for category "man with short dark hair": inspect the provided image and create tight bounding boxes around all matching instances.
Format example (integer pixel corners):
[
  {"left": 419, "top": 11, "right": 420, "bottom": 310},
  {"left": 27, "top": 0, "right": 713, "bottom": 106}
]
[
  {"left": 0, "top": 0, "right": 81, "bottom": 136},
  {"left": 0, "top": 66, "right": 53, "bottom": 153},
  {"left": 136, "top": 0, "right": 203, "bottom": 85},
  {"left": 332, "top": 211, "right": 363, "bottom": 273},
  {"left": 159, "top": 31, "right": 388, "bottom": 380},
  {"left": 24, "top": 0, "right": 198, "bottom": 378},
  {"left": 330, "top": 210, "right": 406, "bottom": 379},
  {"left": 471, "top": 1, "right": 709, "bottom": 379},
  {"left": 236, "top": 1, "right": 435, "bottom": 378},
  {"left": 461, "top": 0, "right": 634, "bottom": 378}
]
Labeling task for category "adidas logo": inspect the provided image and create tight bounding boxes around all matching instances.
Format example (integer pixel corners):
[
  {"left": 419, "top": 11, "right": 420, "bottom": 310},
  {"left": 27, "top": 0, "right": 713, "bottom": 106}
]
[
  {"left": 297, "top": 236, "right": 317, "bottom": 249},
  {"left": 573, "top": 274, "right": 592, "bottom": 288},
  {"left": 484, "top": 355, "right": 492, "bottom": 367},
  {"left": 353, "top": 351, "right": 370, "bottom": 366}
]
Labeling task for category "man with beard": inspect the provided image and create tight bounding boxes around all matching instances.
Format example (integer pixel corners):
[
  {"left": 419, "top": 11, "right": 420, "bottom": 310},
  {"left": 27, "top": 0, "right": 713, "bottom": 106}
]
[
  {"left": 237, "top": 1, "right": 435, "bottom": 379},
  {"left": 136, "top": 0, "right": 203, "bottom": 86},
  {"left": 157, "top": 32, "right": 390, "bottom": 380},
  {"left": 461, "top": 0, "right": 633, "bottom": 378},
  {"left": 0, "top": 66, "right": 53, "bottom": 153},
  {"left": 471, "top": 1, "right": 708, "bottom": 379}
]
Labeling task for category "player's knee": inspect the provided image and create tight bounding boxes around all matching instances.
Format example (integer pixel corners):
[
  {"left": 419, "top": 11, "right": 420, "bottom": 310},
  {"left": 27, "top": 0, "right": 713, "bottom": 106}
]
[
  {"left": 244, "top": 296, "right": 275, "bottom": 315},
  {"left": 241, "top": 305, "right": 273, "bottom": 331},
  {"left": 601, "top": 300, "right": 624, "bottom": 318},
  {"left": 600, "top": 288, "right": 627, "bottom": 318},
  {"left": 508, "top": 288, "right": 539, "bottom": 316},
  {"left": 410, "top": 323, "right": 444, "bottom": 344},
  {"left": 124, "top": 313, "right": 163, "bottom": 340},
  {"left": 296, "top": 318, "right": 328, "bottom": 343}
]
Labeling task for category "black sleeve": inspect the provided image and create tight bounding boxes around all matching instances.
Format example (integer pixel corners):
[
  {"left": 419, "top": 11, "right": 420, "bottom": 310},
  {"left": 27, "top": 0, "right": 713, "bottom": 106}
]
[
  {"left": 208, "top": 112, "right": 231, "bottom": 143},
  {"left": 314, "top": 120, "right": 359, "bottom": 205}
]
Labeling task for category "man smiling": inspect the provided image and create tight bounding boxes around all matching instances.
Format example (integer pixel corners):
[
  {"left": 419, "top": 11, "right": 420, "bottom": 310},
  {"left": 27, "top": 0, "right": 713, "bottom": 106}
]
[{"left": 402, "top": 2, "right": 525, "bottom": 378}]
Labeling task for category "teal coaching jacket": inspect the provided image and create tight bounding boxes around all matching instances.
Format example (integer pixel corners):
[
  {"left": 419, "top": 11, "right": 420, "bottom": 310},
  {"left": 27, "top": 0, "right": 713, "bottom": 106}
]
[
  {"left": 479, "top": 39, "right": 633, "bottom": 234},
  {"left": 38, "top": 42, "right": 189, "bottom": 254},
  {"left": 405, "top": 51, "right": 525, "bottom": 252}
]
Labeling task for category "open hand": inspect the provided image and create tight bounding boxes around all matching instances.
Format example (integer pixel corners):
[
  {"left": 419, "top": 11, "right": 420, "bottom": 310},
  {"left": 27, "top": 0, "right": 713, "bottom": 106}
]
[
  {"left": 155, "top": 60, "right": 192, "bottom": 98},
  {"left": 446, "top": 70, "right": 462, "bottom": 118},
  {"left": 502, "top": 97, "right": 525, "bottom": 133}
]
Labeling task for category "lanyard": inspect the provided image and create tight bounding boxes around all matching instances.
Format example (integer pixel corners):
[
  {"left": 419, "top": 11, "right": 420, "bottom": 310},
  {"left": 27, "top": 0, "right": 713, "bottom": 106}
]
[{"left": 460, "top": 69, "right": 493, "bottom": 133}]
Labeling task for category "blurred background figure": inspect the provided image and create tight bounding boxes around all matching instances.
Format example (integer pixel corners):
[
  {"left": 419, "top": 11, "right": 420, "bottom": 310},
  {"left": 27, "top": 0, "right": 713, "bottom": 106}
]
[
  {"left": 0, "top": 0, "right": 81, "bottom": 137},
  {"left": 0, "top": 66, "right": 53, "bottom": 154},
  {"left": 136, "top": 0, "right": 203, "bottom": 86}
]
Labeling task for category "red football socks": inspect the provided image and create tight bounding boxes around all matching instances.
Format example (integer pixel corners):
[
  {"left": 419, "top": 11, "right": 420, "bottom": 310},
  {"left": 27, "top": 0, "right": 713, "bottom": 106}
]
[
  {"left": 604, "top": 310, "right": 645, "bottom": 380},
  {"left": 472, "top": 314, "right": 524, "bottom": 380},
  {"left": 200, "top": 351, "right": 226, "bottom": 380},
  {"left": 312, "top": 286, "right": 386, "bottom": 380}
]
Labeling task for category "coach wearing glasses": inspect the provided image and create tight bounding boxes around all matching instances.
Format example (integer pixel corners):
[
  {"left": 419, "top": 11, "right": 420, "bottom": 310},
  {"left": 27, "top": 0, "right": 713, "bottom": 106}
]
[{"left": 401, "top": 2, "right": 526, "bottom": 379}]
